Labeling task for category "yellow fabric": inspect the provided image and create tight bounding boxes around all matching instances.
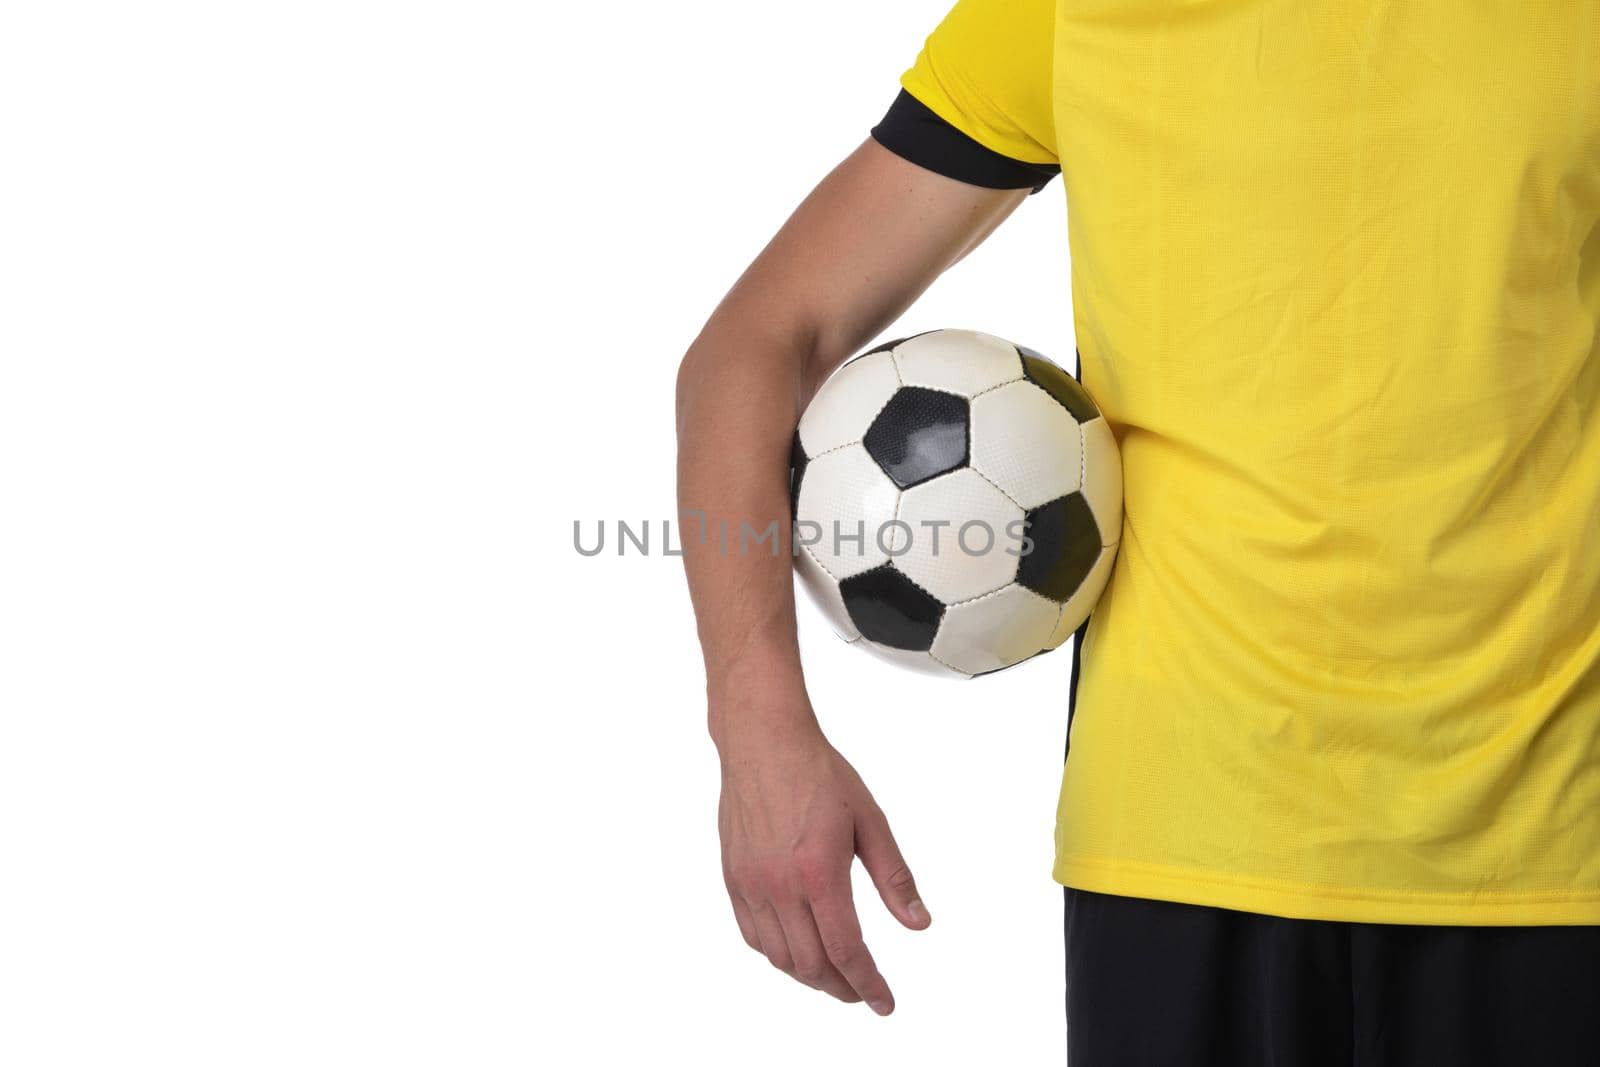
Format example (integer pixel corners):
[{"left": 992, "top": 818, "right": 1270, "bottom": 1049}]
[{"left": 900, "top": 0, "right": 1600, "bottom": 925}]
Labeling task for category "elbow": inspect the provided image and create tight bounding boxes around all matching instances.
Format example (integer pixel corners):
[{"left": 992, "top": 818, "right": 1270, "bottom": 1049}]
[
  {"left": 674, "top": 316, "right": 827, "bottom": 439},
  {"left": 674, "top": 340, "right": 708, "bottom": 440}
]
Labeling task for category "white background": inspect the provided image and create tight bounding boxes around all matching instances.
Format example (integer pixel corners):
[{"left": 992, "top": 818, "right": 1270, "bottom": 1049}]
[{"left": 1, "top": 2, "right": 1079, "bottom": 1063}]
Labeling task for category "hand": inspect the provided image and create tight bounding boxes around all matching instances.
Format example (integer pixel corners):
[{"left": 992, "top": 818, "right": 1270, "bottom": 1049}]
[{"left": 716, "top": 717, "right": 931, "bottom": 1015}]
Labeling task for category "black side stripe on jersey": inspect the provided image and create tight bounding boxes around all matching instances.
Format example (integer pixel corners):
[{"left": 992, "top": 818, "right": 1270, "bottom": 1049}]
[
  {"left": 1064, "top": 613, "right": 1088, "bottom": 765},
  {"left": 869, "top": 89, "right": 1060, "bottom": 195}
]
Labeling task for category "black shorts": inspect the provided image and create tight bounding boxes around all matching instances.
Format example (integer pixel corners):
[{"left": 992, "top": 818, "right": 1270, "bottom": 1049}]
[{"left": 1063, "top": 886, "right": 1600, "bottom": 1066}]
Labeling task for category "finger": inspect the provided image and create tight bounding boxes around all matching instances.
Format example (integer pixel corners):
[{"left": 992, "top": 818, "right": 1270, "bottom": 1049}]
[
  {"left": 855, "top": 808, "right": 930, "bottom": 931},
  {"left": 775, "top": 900, "right": 862, "bottom": 1004},
  {"left": 728, "top": 892, "right": 761, "bottom": 953},
  {"left": 749, "top": 900, "right": 801, "bottom": 983},
  {"left": 809, "top": 878, "right": 895, "bottom": 1015}
]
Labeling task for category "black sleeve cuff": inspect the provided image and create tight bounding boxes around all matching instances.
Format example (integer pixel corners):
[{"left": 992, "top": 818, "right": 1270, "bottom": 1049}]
[{"left": 869, "top": 89, "right": 1060, "bottom": 195}]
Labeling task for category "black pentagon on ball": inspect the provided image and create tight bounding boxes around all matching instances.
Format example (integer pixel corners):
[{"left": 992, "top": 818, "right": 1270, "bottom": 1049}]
[
  {"left": 1020, "top": 349, "right": 1100, "bottom": 423},
  {"left": 1016, "top": 491, "right": 1103, "bottom": 602},
  {"left": 839, "top": 565, "right": 945, "bottom": 651},
  {"left": 788, "top": 433, "right": 808, "bottom": 516},
  {"left": 862, "top": 387, "right": 970, "bottom": 489}
]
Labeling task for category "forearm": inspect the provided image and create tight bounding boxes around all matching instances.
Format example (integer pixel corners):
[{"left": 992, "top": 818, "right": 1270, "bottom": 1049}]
[{"left": 675, "top": 310, "right": 818, "bottom": 753}]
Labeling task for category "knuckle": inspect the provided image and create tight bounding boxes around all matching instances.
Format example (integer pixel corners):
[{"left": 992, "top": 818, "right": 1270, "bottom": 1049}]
[
  {"left": 740, "top": 862, "right": 782, "bottom": 897},
  {"left": 725, "top": 860, "right": 758, "bottom": 892},
  {"left": 822, "top": 936, "right": 861, "bottom": 967},
  {"left": 765, "top": 858, "right": 801, "bottom": 891},
  {"left": 794, "top": 958, "right": 827, "bottom": 983},
  {"left": 885, "top": 863, "right": 916, "bottom": 892},
  {"left": 796, "top": 854, "right": 834, "bottom": 891}
]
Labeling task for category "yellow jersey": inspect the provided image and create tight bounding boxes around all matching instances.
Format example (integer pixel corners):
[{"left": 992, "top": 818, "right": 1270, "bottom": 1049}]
[{"left": 889, "top": 0, "right": 1600, "bottom": 925}]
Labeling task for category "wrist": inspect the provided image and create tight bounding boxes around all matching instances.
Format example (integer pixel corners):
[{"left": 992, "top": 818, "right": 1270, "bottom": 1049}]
[
  {"left": 711, "top": 705, "right": 826, "bottom": 772},
  {"left": 706, "top": 669, "right": 820, "bottom": 761},
  {"left": 698, "top": 615, "right": 819, "bottom": 745}
]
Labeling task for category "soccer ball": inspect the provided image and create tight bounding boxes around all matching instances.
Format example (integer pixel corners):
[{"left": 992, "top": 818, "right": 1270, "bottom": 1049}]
[{"left": 789, "top": 329, "right": 1121, "bottom": 677}]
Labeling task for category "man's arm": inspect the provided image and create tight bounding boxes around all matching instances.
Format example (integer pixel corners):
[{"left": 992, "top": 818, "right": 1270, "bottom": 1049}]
[{"left": 675, "top": 136, "right": 1030, "bottom": 1015}]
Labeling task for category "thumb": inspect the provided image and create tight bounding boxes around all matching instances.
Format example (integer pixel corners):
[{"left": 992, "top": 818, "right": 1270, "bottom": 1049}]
[{"left": 855, "top": 807, "right": 931, "bottom": 931}]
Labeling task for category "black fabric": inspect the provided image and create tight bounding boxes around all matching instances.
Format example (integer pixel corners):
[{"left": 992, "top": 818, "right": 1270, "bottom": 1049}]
[
  {"left": 1061, "top": 348, "right": 1092, "bottom": 766},
  {"left": 870, "top": 89, "right": 1060, "bottom": 194},
  {"left": 1063, "top": 887, "right": 1600, "bottom": 1066},
  {"left": 1063, "top": 614, "right": 1088, "bottom": 764}
]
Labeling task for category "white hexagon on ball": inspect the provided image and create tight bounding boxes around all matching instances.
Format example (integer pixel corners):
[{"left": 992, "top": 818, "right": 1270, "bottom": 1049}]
[
  {"left": 890, "top": 329, "right": 1024, "bottom": 398},
  {"left": 794, "top": 443, "right": 900, "bottom": 581},
  {"left": 794, "top": 541, "right": 860, "bottom": 642},
  {"left": 969, "top": 380, "right": 1084, "bottom": 510},
  {"left": 931, "top": 583, "right": 1061, "bottom": 676},
  {"left": 892, "top": 467, "right": 1024, "bottom": 604}
]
